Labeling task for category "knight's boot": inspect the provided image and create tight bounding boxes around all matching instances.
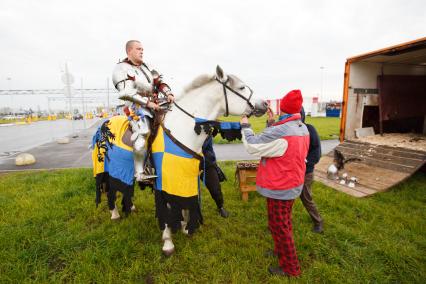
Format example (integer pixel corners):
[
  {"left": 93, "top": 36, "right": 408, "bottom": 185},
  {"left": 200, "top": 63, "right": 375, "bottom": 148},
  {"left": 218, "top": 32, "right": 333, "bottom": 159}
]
[
  {"left": 134, "top": 148, "right": 156, "bottom": 182},
  {"left": 130, "top": 118, "right": 157, "bottom": 182}
]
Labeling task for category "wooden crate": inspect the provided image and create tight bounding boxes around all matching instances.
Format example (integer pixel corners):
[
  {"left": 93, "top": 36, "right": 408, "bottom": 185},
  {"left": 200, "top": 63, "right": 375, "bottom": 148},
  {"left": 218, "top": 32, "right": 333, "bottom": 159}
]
[{"left": 235, "top": 162, "right": 259, "bottom": 201}]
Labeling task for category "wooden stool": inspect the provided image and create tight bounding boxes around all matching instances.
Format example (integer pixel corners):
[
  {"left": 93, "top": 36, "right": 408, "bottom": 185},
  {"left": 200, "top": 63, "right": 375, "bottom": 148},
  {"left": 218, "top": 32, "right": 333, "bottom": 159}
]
[{"left": 235, "top": 162, "right": 259, "bottom": 201}]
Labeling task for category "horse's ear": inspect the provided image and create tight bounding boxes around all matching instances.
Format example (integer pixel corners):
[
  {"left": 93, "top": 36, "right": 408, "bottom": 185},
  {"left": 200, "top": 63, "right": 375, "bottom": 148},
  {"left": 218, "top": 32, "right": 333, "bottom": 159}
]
[{"left": 216, "top": 65, "right": 227, "bottom": 82}]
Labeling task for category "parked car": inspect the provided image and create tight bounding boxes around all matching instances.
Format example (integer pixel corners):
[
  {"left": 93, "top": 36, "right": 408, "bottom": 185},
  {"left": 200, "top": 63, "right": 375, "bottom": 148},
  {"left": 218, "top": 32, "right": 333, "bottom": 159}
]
[{"left": 72, "top": 114, "right": 83, "bottom": 120}]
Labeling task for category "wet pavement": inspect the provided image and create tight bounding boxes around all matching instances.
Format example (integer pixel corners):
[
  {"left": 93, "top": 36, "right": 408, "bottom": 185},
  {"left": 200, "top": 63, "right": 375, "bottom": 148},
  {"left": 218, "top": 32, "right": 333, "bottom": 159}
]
[
  {"left": 0, "top": 122, "right": 99, "bottom": 172},
  {"left": 0, "top": 118, "right": 101, "bottom": 154},
  {"left": 0, "top": 121, "right": 339, "bottom": 172}
]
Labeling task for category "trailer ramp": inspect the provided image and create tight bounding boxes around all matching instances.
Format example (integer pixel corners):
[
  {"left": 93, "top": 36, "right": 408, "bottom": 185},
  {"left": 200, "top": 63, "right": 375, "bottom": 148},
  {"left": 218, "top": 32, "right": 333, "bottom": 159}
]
[{"left": 315, "top": 140, "right": 426, "bottom": 197}]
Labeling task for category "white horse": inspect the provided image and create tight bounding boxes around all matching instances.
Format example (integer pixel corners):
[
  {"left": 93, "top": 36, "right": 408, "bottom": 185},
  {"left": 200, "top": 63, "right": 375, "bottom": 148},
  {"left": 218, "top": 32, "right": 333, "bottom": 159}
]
[
  {"left": 156, "top": 65, "right": 267, "bottom": 255},
  {"left": 93, "top": 66, "right": 267, "bottom": 256}
]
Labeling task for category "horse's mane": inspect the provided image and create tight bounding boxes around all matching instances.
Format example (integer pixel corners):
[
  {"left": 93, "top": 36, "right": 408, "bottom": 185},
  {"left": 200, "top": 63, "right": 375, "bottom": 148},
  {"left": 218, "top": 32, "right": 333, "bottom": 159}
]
[{"left": 182, "top": 74, "right": 215, "bottom": 95}]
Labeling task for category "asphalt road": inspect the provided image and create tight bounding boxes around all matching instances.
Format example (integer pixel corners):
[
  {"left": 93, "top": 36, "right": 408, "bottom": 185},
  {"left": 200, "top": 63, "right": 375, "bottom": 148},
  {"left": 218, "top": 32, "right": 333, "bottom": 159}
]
[
  {"left": 0, "top": 118, "right": 101, "bottom": 155},
  {"left": 0, "top": 121, "right": 339, "bottom": 172}
]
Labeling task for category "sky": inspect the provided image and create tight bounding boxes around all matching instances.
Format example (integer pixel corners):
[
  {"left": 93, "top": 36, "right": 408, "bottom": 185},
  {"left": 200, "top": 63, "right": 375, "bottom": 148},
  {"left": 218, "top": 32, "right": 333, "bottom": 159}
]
[{"left": 0, "top": 0, "right": 425, "bottom": 111}]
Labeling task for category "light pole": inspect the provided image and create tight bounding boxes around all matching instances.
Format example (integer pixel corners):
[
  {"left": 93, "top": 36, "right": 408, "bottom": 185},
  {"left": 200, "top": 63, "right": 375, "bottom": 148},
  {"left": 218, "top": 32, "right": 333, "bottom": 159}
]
[
  {"left": 320, "top": 66, "right": 325, "bottom": 103},
  {"left": 81, "top": 77, "right": 87, "bottom": 129},
  {"left": 6, "top": 77, "right": 12, "bottom": 113},
  {"left": 62, "top": 63, "right": 75, "bottom": 135}
]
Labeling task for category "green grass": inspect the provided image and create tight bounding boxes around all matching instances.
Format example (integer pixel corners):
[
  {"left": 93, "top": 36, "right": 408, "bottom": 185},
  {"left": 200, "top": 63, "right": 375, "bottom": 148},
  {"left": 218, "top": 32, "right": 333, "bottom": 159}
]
[
  {"left": 305, "top": 116, "right": 340, "bottom": 140},
  {"left": 213, "top": 115, "right": 340, "bottom": 144},
  {"left": 1, "top": 165, "right": 425, "bottom": 283}
]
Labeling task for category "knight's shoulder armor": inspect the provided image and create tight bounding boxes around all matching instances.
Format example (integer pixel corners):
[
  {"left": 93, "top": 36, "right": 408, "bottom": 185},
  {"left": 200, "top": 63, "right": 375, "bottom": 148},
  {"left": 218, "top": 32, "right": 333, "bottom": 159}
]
[{"left": 112, "top": 61, "right": 136, "bottom": 91}]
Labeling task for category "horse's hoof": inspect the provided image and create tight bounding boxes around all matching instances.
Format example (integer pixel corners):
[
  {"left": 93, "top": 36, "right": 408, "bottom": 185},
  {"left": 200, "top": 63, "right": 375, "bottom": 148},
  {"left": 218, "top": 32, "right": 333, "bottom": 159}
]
[
  {"left": 131, "top": 205, "right": 136, "bottom": 211},
  {"left": 181, "top": 221, "right": 189, "bottom": 235},
  {"left": 110, "top": 208, "right": 120, "bottom": 220},
  {"left": 110, "top": 215, "right": 120, "bottom": 220},
  {"left": 162, "top": 248, "right": 175, "bottom": 257},
  {"left": 162, "top": 239, "right": 175, "bottom": 257},
  {"left": 181, "top": 227, "right": 189, "bottom": 235}
]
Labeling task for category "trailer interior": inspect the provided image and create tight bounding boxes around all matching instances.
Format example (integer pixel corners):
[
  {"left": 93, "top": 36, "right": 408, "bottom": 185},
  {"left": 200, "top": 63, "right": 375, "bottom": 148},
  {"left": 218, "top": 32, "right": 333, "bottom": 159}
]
[{"left": 315, "top": 38, "right": 426, "bottom": 197}]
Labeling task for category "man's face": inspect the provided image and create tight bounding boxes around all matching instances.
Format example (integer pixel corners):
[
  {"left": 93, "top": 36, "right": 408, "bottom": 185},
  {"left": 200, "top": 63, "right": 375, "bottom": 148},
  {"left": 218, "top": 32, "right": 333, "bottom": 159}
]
[{"left": 128, "top": 42, "right": 143, "bottom": 65}]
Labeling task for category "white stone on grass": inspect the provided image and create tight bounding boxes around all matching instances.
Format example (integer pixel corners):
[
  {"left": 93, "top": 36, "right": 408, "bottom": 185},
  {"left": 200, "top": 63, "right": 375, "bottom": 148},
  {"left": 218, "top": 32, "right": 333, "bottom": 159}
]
[
  {"left": 57, "top": 137, "right": 70, "bottom": 144},
  {"left": 15, "top": 153, "right": 36, "bottom": 166}
]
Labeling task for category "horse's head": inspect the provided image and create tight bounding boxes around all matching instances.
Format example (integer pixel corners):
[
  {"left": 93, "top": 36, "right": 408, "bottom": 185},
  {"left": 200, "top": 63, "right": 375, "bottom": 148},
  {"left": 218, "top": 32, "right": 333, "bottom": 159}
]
[{"left": 215, "top": 65, "right": 267, "bottom": 117}]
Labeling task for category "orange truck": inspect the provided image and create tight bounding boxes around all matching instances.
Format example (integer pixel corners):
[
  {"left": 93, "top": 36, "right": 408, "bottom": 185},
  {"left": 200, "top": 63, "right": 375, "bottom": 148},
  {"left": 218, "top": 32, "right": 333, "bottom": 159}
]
[{"left": 315, "top": 37, "right": 426, "bottom": 197}]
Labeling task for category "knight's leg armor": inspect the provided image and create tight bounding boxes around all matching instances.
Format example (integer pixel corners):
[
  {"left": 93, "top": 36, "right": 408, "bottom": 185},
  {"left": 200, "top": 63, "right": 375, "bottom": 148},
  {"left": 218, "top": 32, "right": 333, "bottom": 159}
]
[{"left": 129, "top": 115, "right": 156, "bottom": 181}]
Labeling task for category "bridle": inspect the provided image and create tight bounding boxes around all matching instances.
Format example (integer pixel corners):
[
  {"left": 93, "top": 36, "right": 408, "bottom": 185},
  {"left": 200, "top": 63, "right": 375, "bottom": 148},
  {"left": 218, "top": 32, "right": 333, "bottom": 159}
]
[
  {"left": 215, "top": 77, "right": 255, "bottom": 117},
  {"left": 173, "top": 76, "right": 256, "bottom": 119},
  {"left": 163, "top": 76, "right": 255, "bottom": 155}
]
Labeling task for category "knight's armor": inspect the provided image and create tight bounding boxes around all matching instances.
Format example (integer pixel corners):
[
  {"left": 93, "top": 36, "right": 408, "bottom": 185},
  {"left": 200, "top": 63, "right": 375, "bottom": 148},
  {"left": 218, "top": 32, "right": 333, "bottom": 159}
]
[{"left": 112, "top": 58, "right": 172, "bottom": 181}]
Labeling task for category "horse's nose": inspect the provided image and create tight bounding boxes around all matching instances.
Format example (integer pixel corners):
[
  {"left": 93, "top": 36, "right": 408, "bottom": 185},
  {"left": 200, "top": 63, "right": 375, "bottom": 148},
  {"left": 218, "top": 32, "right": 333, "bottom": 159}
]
[{"left": 262, "top": 101, "right": 268, "bottom": 109}]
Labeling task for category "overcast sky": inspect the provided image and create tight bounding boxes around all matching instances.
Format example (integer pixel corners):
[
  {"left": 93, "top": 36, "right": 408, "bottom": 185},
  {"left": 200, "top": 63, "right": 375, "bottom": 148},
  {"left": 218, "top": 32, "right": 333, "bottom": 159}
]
[{"left": 0, "top": 0, "right": 425, "bottom": 110}]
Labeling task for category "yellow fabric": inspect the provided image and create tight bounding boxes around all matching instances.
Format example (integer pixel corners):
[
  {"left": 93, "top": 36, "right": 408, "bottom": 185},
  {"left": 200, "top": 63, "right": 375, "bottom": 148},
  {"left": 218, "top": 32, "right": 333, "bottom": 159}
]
[
  {"left": 92, "top": 144, "right": 105, "bottom": 177},
  {"left": 161, "top": 152, "right": 200, "bottom": 197},
  {"left": 91, "top": 115, "right": 132, "bottom": 177},
  {"left": 152, "top": 124, "right": 165, "bottom": 153},
  {"left": 108, "top": 116, "right": 132, "bottom": 151},
  {"left": 152, "top": 126, "right": 201, "bottom": 198}
]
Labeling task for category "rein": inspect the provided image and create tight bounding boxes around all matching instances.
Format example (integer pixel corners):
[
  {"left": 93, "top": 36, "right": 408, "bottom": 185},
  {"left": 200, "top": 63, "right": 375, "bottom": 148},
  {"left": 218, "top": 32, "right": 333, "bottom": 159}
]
[{"left": 173, "top": 101, "right": 195, "bottom": 119}]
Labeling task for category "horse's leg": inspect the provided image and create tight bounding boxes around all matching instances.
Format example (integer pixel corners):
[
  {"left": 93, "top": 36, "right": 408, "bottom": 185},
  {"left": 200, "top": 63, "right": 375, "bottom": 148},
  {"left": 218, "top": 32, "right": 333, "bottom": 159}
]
[
  {"left": 181, "top": 209, "right": 189, "bottom": 235},
  {"left": 121, "top": 188, "right": 132, "bottom": 216},
  {"left": 130, "top": 185, "right": 136, "bottom": 211},
  {"left": 161, "top": 224, "right": 175, "bottom": 256},
  {"left": 107, "top": 187, "right": 120, "bottom": 220}
]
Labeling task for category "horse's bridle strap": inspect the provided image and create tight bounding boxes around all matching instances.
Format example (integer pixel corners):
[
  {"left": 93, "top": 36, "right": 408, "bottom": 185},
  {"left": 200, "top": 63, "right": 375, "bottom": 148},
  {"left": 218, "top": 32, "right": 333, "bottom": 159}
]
[
  {"left": 173, "top": 78, "right": 255, "bottom": 119},
  {"left": 215, "top": 78, "right": 255, "bottom": 117}
]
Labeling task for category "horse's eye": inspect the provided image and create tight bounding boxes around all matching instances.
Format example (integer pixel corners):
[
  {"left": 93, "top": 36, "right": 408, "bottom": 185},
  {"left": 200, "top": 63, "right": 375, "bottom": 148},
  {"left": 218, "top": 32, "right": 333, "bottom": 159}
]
[{"left": 239, "top": 86, "right": 246, "bottom": 91}]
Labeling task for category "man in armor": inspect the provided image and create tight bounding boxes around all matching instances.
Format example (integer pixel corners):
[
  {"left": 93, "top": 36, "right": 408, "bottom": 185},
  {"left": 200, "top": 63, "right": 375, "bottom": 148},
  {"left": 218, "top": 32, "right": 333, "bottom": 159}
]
[{"left": 112, "top": 40, "right": 174, "bottom": 181}]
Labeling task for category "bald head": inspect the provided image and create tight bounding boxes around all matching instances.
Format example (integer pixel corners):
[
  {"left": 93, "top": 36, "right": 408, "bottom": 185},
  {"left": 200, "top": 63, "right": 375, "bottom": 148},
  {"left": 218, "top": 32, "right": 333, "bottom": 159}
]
[
  {"left": 126, "top": 40, "right": 141, "bottom": 54},
  {"left": 126, "top": 40, "right": 143, "bottom": 65}
]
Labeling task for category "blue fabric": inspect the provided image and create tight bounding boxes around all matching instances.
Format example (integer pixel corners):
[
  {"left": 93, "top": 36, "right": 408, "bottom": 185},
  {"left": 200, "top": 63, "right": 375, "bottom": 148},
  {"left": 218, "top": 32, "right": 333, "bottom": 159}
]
[
  {"left": 219, "top": 122, "right": 241, "bottom": 130},
  {"left": 278, "top": 114, "right": 293, "bottom": 121},
  {"left": 164, "top": 131, "right": 193, "bottom": 158},
  {"left": 136, "top": 108, "right": 145, "bottom": 118},
  {"left": 91, "top": 127, "right": 102, "bottom": 148},
  {"left": 195, "top": 117, "right": 208, "bottom": 123},
  {"left": 104, "top": 145, "right": 134, "bottom": 186},
  {"left": 152, "top": 152, "right": 164, "bottom": 191}
]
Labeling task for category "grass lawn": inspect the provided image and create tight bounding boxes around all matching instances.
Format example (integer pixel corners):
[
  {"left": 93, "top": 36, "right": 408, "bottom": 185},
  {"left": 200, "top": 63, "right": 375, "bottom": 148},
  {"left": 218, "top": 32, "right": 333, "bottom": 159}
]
[
  {"left": 0, "top": 164, "right": 425, "bottom": 283},
  {"left": 213, "top": 115, "right": 340, "bottom": 144}
]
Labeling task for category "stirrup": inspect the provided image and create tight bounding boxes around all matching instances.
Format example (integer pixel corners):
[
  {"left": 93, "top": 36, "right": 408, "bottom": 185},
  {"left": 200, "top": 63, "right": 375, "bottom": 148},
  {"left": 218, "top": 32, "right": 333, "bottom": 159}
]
[{"left": 135, "top": 172, "right": 157, "bottom": 182}]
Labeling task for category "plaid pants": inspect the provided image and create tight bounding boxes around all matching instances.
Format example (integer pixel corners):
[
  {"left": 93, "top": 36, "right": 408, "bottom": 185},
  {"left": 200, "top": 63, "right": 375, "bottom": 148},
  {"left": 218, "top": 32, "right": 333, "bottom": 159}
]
[{"left": 267, "top": 198, "right": 301, "bottom": 276}]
